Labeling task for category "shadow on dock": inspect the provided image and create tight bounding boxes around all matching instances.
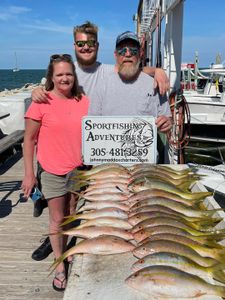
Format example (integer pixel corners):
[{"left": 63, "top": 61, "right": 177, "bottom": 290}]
[
  {"left": 0, "top": 150, "right": 23, "bottom": 175},
  {"left": 0, "top": 180, "right": 25, "bottom": 218}
]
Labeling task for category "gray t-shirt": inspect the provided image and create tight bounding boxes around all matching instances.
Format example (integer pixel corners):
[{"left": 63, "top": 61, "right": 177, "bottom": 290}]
[
  {"left": 74, "top": 61, "right": 113, "bottom": 101},
  {"left": 88, "top": 71, "right": 171, "bottom": 117}
]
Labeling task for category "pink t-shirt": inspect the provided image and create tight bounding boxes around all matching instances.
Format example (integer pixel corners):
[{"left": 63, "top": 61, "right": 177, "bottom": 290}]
[{"left": 25, "top": 93, "right": 89, "bottom": 175}]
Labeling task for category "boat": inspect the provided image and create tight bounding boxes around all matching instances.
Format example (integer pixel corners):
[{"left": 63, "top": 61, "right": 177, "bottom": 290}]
[
  {"left": 135, "top": 0, "right": 225, "bottom": 198},
  {"left": 12, "top": 52, "right": 20, "bottom": 72},
  {"left": 189, "top": 163, "right": 225, "bottom": 206},
  {"left": 0, "top": 84, "right": 37, "bottom": 135},
  {"left": 181, "top": 55, "right": 225, "bottom": 141}
]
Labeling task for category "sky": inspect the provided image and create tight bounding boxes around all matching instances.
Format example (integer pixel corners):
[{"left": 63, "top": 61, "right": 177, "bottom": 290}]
[{"left": 0, "top": 0, "right": 225, "bottom": 69}]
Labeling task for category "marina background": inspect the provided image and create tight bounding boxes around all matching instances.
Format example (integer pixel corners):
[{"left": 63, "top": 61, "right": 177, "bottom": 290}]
[{"left": 0, "top": 0, "right": 224, "bottom": 167}]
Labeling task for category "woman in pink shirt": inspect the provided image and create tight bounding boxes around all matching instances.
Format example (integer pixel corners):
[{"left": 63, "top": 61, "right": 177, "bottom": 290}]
[{"left": 22, "top": 54, "right": 89, "bottom": 291}]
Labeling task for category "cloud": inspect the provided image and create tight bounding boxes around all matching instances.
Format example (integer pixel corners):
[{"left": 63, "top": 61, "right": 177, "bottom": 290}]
[
  {"left": 0, "top": 5, "right": 31, "bottom": 21},
  {"left": 22, "top": 19, "right": 72, "bottom": 34}
]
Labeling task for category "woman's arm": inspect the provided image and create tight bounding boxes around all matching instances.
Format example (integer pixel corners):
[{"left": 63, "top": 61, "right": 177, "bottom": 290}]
[{"left": 22, "top": 118, "right": 41, "bottom": 198}]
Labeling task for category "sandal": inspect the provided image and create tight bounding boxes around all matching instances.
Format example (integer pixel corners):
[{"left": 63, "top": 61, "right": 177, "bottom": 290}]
[{"left": 52, "top": 271, "right": 67, "bottom": 292}]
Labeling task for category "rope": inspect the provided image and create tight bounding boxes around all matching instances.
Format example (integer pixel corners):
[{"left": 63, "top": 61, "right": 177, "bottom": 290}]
[{"left": 167, "top": 91, "right": 191, "bottom": 151}]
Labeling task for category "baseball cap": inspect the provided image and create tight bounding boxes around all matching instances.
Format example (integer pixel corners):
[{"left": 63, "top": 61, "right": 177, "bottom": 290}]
[{"left": 116, "top": 31, "right": 140, "bottom": 48}]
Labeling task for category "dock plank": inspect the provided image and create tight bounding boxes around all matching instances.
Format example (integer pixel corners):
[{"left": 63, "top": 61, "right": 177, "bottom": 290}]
[{"left": 0, "top": 157, "right": 63, "bottom": 300}]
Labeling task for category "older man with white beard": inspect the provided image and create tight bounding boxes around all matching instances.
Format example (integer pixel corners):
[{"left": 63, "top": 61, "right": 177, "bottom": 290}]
[{"left": 89, "top": 31, "right": 172, "bottom": 133}]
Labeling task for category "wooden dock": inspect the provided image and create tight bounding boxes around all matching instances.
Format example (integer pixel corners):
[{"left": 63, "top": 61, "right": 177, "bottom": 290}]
[{"left": 0, "top": 156, "right": 63, "bottom": 300}]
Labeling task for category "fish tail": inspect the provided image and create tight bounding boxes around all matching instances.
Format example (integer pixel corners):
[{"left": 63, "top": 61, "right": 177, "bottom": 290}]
[
  {"left": 214, "top": 284, "right": 225, "bottom": 297},
  {"left": 63, "top": 212, "right": 82, "bottom": 219},
  {"left": 70, "top": 190, "right": 84, "bottom": 197},
  {"left": 76, "top": 206, "right": 85, "bottom": 213},
  {"left": 204, "top": 208, "right": 225, "bottom": 215},
  {"left": 42, "top": 231, "right": 63, "bottom": 236},
  {"left": 72, "top": 174, "right": 90, "bottom": 180},
  {"left": 185, "top": 219, "right": 214, "bottom": 231},
  {"left": 213, "top": 250, "right": 225, "bottom": 262},
  {"left": 203, "top": 239, "right": 224, "bottom": 249},
  {"left": 67, "top": 180, "right": 89, "bottom": 192},
  {"left": 197, "top": 217, "right": 222, "bottom": 226},
  {"left": 60, "top": 216, "right": 78, "bottom": 227},
  {"left": 210, "top": 262, "right": 225, "bottom": 284},
  {"left": 196, "top": 191, "right": 213, "bottom": 199},
  {"left": 193, "top": 218, "right": 223, "bottom": 229},
  {"left": 177, "top": 180, "right": 196, "bottom": 192},
  {"left": 48, "top": 249, "right": 74, "bottom": 276},
  {"left": 213, "top": 271, "right": 225, "bottom": 285},
  {"left": 180, "top": 191, "right": 213, "bottom": 200},
  {"left": 202, "top": 228, "right": 225, "bottom": 238}
]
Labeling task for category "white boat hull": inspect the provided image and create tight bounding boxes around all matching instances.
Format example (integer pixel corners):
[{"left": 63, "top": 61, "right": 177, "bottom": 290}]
[{"left": 183, "top": 93, "right": 225, "bottom": 125}]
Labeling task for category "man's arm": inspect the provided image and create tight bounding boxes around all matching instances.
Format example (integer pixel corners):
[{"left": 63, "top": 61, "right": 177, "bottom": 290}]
[
  {"left": 31, "top": 86, "right": 49, "bottom": 103},
  {"left": 143, "top": 66, "right": 170, "bottom": 96}
]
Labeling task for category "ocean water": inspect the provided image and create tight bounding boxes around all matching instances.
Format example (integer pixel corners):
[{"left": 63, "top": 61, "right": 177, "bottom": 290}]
[{"left": 0, "top": 69, "right": 46, "bottom": 92}]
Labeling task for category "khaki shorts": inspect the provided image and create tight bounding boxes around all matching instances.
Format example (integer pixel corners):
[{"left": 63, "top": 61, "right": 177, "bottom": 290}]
[{"left": 41, "top": 171, "right": 68, "bottom": 200}]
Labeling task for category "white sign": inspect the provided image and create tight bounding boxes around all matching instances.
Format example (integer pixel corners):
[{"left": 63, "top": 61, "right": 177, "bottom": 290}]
[{"left": 82, "top": 116, "right": 157, "bottom": 165}]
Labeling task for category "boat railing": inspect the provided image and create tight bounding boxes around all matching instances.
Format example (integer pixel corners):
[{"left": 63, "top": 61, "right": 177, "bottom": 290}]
[
  {"left": 185, "top": 144, "right": 225, "bottom": 165},
  {"left": 188, "top": 162, "right": 225, "bottom": 178}
]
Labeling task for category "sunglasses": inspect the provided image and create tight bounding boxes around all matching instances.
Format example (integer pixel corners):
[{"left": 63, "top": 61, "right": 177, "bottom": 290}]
[
  {"left": 75, "top": 40, "right": 97, "bottom": 48},
  {"left": 50, "top": 54, "right": 73, "bottom": 61},
  {"left": 117, "top": 46, "right": 139, "bottom": 57}
]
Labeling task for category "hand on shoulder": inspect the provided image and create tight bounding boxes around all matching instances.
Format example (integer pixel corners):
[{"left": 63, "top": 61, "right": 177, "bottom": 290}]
[
  {"left": 32, "top": 86, "right": 49, "bottom": 103},
  {"left": 143, "top": 66, "right": 169, "bottom": 96},
  {"left": 153, "top": 68, "right": 170, "bottom": 96}
]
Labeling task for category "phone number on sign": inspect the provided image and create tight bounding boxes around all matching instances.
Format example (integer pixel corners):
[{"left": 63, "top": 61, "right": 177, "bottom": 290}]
[{"left": 91, "top": 148, "right": 149, "bottom": 157}]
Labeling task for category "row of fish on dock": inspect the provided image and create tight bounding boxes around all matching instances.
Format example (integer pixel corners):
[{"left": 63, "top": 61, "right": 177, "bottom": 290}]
[{"left": 48, "top": 163, "right": 225, "bottom": 298}]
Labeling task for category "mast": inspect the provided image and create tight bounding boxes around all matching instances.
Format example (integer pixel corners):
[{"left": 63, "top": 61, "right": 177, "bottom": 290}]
[{"left": 13, "top": 52, "right": 20, "bottom": 72}]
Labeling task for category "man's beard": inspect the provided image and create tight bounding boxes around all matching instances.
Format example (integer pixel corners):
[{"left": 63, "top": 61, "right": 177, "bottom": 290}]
[
  {"left": 118, "top": 59, "right": 140, "bottom": 81},
  {"left": 75, "top": 51, "right": 97, "bottom": 66}
]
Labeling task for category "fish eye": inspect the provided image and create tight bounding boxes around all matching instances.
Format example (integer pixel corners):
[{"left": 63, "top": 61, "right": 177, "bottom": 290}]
[{"left": 140, "top": 259, "right": 144, "bottom": 264}]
